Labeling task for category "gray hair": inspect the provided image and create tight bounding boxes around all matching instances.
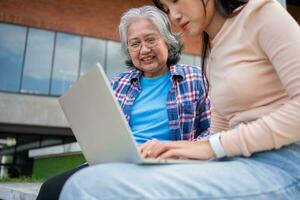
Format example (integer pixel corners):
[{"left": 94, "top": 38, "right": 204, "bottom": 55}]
[{"left": 119, "top": 5, "right": 183, "bottom": 68}]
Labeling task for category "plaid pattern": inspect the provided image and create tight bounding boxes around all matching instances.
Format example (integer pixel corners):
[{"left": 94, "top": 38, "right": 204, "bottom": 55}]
[{"left": 110, "top": 64, "right": 211, "bottom": 141}]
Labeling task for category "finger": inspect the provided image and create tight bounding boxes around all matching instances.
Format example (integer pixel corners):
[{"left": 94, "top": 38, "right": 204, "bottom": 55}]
[
  {"left": 158, "top": 148, "right": 185, "bottom": 159},
  {"left": 152, "top": 140, "right": 191, "bottom": 157},
  {"left": 139, "top": 140, "right": 155, "bottom": 154},
  {"left": 137, "top": 145, "right": 144, "bottom": 154},
  {"left": 139, "top": 141, "right": 150, "bottom": 154},
  {"left": 159, "top": 147, "right": 210, "bottom": 160},
  {"left": 151, "top": 142, "right": 174, "bottom": 158},
  {"left": 140, "top": 139, "right": 159, "bottom": 158}
]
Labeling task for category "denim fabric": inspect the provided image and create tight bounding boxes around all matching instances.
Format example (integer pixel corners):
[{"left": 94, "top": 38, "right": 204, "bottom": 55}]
[{"left": 60, "top": 142, "right": 300, "bottom": 200}]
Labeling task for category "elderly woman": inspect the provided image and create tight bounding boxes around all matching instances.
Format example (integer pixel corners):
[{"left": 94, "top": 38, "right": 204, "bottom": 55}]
[
  {"left": 37, "top": 5, "right": 210, "bottom": 200},
  {"left": 112, "top": 5, "right": 210, "bottom": 144}
]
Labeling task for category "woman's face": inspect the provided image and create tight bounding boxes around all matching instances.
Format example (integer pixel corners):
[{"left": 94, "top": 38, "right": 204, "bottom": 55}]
[
  {"left": 159, "top": 0, "right": 215, "bottom": 36},
  {"left": 127, "top": 18, "right": 169, "bottom": 78}
]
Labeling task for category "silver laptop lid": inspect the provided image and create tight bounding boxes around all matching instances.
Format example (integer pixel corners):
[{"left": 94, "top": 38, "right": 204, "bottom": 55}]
[{"left": 59, "top": 63, "right": 142, "bottom": 165}]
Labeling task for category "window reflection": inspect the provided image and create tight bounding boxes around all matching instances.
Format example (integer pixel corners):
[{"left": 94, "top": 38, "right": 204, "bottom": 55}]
[
  {"left": 194, "top": 56, "right": 202, "bottom": 67},
  {"left": 179, "top": 54, "right": 194, "bottom": 66},
  {"left": 0, "top": 23, "right": 134, "bottom": 96},
  {"left": 80, "top": 37, "right": 106, "bottom": 77},
  {"left": 21, "top": 28, "right": 55, "bottom": 95},
  {"left": 51, "top": 33, "right": 81, "bottom": 96},
  {"left": 106, "top": 41, "right": 126, "bottom": 80},
  {"left": 0, "top": 23, "right": 27, "bottom": 92}
]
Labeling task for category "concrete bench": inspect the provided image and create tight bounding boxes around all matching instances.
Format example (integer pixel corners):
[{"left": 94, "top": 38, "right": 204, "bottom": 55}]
[
  {"left": 0, "top": 143, "right": 83, "bottom": 200},
  {"left": 0, "top": 182, "right": 42, "bottom": 200}
]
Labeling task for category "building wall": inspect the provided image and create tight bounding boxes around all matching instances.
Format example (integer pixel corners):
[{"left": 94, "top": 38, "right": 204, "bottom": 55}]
[
  {"left": 0, "top": 0, "right": 294, "bottom": 133},
  {"left": 0, "top": 22, "right": 201, "bottom": 133},
  {"left": 0, "top": 0, "right": 294, "bottom": 58},
  {"left": 0, "top": 0, "right": 202, "bottom": 132},
  {"left": 0, "top": 0, "right": 294, "bottom": 131},
  {"left": 0, "top": 0, "right": 202, "bottom": 55},
  {"left": 0, "top": 92, "right": 68, "bottom": 128}
]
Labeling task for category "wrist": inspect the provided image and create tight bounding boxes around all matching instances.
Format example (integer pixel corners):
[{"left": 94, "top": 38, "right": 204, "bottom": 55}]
[
  {"left": 208, "top": 133, "right": 226, "bottom": 159},
  {"left": 206, "top": 140, "right": 215, "bottom": 159}
]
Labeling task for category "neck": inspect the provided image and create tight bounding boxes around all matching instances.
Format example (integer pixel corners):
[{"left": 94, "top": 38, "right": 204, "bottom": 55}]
[{"left": 205, "top": 10, "right": 226, "bottom": 40}]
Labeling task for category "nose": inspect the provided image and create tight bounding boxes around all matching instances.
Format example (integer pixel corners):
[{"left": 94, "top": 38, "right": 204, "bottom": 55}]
[
  {"left": 169, "top": 9, "right": 181, "bottom": 25},
  {"left": 139, "top": 42, "right": 151, "bottom": 54}
]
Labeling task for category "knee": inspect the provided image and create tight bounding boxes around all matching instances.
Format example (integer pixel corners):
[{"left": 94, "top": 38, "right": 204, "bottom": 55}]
[
  {"left": 59, "top": 166, "right": 101, "bottom": 199},
  {"left": 60, "top": 164, "right": 140, "bottom": 199}
]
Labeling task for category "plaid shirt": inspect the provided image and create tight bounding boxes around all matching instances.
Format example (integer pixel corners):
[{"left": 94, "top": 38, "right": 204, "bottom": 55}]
[{"left": 110, "top": 64, "right": 211, "bottom": 141}]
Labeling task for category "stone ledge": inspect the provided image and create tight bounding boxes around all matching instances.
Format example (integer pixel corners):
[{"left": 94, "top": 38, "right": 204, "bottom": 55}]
[
  {"left": 0, "top": 92, "right": 68, "bottom": 127},
  {"left": 0, "top": 182, "right": 42, "bottom": 200},
  {"left": 29, "top": 142, "right": 81, "bottom": 159}
]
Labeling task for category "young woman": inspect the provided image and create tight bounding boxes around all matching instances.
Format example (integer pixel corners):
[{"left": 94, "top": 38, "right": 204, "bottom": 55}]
[
  {"left": 37, "top": 5, "right": 210, "bottom": 200},
  {"left": 59, "top": 1, "right": 300, "bottom": 199}
]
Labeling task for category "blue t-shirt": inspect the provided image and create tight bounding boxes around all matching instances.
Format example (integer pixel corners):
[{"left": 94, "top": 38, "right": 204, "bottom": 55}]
[{"left": 130, "top": 71, "right": 172, "bottom": 145}]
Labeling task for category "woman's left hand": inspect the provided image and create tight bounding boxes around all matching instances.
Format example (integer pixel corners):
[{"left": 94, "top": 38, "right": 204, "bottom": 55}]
[{"left": 139, "top": 139, "right": 215, "bottom": 160}]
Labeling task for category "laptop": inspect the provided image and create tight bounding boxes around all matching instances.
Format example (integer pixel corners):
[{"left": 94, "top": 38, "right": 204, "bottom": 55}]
[{"left": 59, "top": 63, "right": 206, "bottom": 165}]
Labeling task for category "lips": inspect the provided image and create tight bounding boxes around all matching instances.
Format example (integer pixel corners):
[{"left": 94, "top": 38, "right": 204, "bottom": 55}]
[
  {"left": 180, "top": 22, "right": 189, "bottom": 31},
  {"left": 140, "top": 55, "right": 155, "bottom": 63}
]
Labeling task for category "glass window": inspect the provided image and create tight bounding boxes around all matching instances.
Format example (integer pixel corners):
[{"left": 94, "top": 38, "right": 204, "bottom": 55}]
[
  {"left": 80, "top": 37, "right": 106, "bottom": 77},
  {"left": 106, "top": 41, "right": 126, "bottom": 80},
  {"left": 21, "top": 28, "right": 55, "bottom": 95},
  {"left": 51, "top": 33, "right": 81, "bottom": 96},
  {"left": 179, "top": 54, "right": 195, "bottom": 66},
  {"left": 194, "top": 56, "right": 202, "bottom": 67},
  {"left": 0, "top": 23, "right": 27, "bottom": 92}
]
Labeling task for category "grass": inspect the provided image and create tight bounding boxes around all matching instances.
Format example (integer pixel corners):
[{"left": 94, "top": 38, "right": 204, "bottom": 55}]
[
  {"left": 32, "top": 154, "right": 86, "bottom": 180},
  {"left": 0, "top": 154, "right": 86, "bottom": 182},
  {"left": 0, "top": 175, "right": 45, "bottom": 183}
]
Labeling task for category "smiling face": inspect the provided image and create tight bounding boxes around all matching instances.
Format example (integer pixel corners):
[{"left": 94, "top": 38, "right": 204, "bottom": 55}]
[
  {"left": 158, "top": 0, "right": 215, "bottom": 36},
  {"left": 127, "top": 18, "right": 169, "bottom": 78}
]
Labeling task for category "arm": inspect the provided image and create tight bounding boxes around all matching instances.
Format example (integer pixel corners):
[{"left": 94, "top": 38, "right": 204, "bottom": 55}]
[
  {"left": 210, "top": 105, "right": 229, "bottom": 134},
  {"left": 221, "top": 2, "right": 300, "bottom": 157},
  {"left": 195, "top": 95, "right": 211, "bottom": 139}
]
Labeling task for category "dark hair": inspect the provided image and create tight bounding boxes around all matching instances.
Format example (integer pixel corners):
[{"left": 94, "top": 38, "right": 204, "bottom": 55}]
[{"left": 153, "top": 0, "right": 249, "bottom": 93}]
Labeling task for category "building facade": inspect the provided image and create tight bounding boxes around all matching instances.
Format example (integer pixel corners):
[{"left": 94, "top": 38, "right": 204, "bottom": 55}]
[{"left": 0, "top": 0, "right": 203, "bottom": 178}]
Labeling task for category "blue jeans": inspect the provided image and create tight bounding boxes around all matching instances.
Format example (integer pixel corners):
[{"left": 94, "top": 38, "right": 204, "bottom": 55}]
[{"left": 60, "top": 142, "right": 300, "bottom": 199}]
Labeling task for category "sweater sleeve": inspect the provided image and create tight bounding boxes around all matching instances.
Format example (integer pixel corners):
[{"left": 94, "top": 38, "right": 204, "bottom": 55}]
[
  {"left": 210, "top": 106, "right": 229, "bottom": 133},
  {"left": 221, "top": 2, "right": 300, "bottom": 157}
]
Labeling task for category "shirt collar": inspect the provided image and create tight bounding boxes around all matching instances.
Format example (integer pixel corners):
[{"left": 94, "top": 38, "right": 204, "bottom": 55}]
[
  {"left": 128, "top": 69, "right": 142, "bottom": 83},
  {"left": 128, "top": 64, "right": 185, "bottom": 83},
  {"left": 170, "top": 64, "right": 185, "bottom": 82}
]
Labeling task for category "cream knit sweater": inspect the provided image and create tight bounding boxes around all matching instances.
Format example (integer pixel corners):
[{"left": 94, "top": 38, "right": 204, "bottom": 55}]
[{"left": 208, "top": 0, "right": 300, "bottom": 156}]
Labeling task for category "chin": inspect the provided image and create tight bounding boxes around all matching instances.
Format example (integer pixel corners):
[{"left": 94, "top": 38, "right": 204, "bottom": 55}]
[
  {"left": 187, "top": 30, "right": 200, "bottom": 37},
  {"left": 186, "top": 26, "right": 202, "bottom": 37},
  {"left": 142, "top": 63, "right": 157, "bottom": 69}
]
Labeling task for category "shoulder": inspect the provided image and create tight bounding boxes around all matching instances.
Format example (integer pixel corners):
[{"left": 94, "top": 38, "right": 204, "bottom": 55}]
[
  {"left": 172, "top": 64, "right": 207, "bottom": 101},
  {"left": 172, "top": 64, "right": 206, "bottom": 89},
  {"left": 110, "top": 69, "right": 139, "bottom": 86},
  {"left": 241, "top": 0, "right": 300, "bottom": 48},
  {"left": 172, "top": 63, "right": 203, "bottom": 76},
  {"left": 172, "top": 64, "right": 204, "bottom": 83},
  {"left": 241, "top": 0, "right": 293, "bottom": 30},
  {"left": 240, "top": 0, "right": 279, "bottom": 16}
]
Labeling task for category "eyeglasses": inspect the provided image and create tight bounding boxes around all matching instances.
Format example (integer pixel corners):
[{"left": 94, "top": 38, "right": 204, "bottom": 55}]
[{"left": 127, "top": 36, "right": 161, "bottom": 52}]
